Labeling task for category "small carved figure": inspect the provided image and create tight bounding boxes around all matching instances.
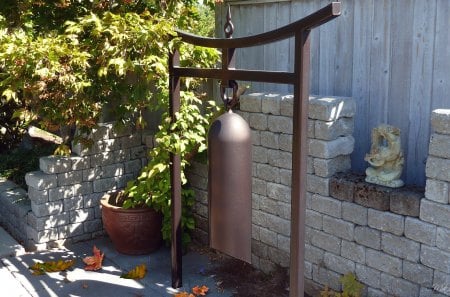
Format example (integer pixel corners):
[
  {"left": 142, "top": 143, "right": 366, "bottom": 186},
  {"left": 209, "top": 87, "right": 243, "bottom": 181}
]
[{"left": 364, "top": 124, "right": 404, "bottom": 188}]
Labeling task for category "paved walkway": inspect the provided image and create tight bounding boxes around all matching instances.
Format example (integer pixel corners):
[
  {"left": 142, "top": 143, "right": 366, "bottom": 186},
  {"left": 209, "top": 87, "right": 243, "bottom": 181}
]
[{"left": 0, "top": 228, "right": 232, "bottom": 297}]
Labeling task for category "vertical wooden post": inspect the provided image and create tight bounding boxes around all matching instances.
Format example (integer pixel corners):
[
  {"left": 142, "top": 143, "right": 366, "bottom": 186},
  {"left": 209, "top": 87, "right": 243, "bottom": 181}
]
[
  {"left": 290, "top": 29, "right": 311, "bottom": 297},
  {"left": 169, "top": 49, "right": 182, "bottom": 288}
]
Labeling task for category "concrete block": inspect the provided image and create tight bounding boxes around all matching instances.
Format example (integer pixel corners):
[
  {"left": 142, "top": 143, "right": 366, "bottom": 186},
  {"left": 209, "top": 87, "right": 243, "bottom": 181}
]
[
  {"left": 368, "top": 209, "right": 404, "bottom": 236},
  {"left": 240, "top": 93, "right": 263, "bottom": 113},
  {"left": 266, "top": 182, "right": 290, "bottom": 203},
  {"left": 314, "top": 118, "right": 354, "bottom": 141},
  {"left": 124, "top": 159, "right": 142, "bottom": 174},
  {"left": 421, "top": 245, "right": 450, "bottom": 272},
  {"left": 90, "top": 152, "right": 117, "bottom": 167},
  {"left": 310, "top": 229, "right": 341, "bottom": 254},
  {"left": 308, "top": 119, "right": 315, "bottom": 138},
  {"left": 63, "top": 195, "right": 84, "bottom": 211},
  {"left": 27, "top": 212, "right": 70, "bottom": 231},
  {"left": 73, "top": 182, "right": 92, "bottom": 196},
  {"left": 420, "top": 287, "right": 449, "bottom": 297},
  {"left": 31, "top": 201, "right": 64, "bottom": 217},
  {"left": 404, "top": 217, "right": 436, "bottom": 245},
  {"left": 280, "top": 94, "right": 293, "bottom": 117},
  {"left": 268, "top": 149, "right": 292, "bottom": 169},
  {"left": 268, "top": 115, "right": 292, "bottom": 134},
  {"left": 261, "top": 93, "right": 281, "bottom": 115},
  {"left": 420, "top": 199, "right": 450, "bottom": 229},
  {"left": 99, "top": 138, "right": 120, "bottom": 152},
  {"left": 305, "top": 209, "right": 323, "bottom": 230},
  {"left": 253, "top": 146, "right": 268, "bottom": 164},
  {"left": 380, "top": 273, "right": 419, "bottom": 297},
  {"left": 437, "top": 227, "right": 450, "bottom": 253},
  {"left": 58, "top": 223, "right": 84, "bottom": 238},
  {"left": 39, "top": 156, "right": 72, "bottom": 174},
  {"left": 403, "top": 260, "right": 433, "bottom": 287},
  {"left": 305, "top": 244, "right": 325, "bottom": 265},
  {"left": 71, "top": 156, "right": 90, "bottom": 170},
  {"left": 306, "top": 174, "right": 329, "bottom": 196},
  {"left": 429, "top": 133, "right": 450, "bottom": 158},
  {"left": 342, "top": 202, "right": 367, "bottom": 225},
  {"left": 354, "top": 226, "right": 381, "bottom": 250},
  {"left": 381, "top": 232, "right": 420, "bottom": 261},
  {"left": 259, "top": 197, "right": 278, "bottom": 215},
  {"left": 324, "top": 252, "right": 355, "bottom": 275},
  {"left": 25, "top": 171, "right": 58, "bottom": 190},
  {"left": 366, "top": 249, "right": 402, "bottom": 277},
  {"left": 280, "top": 169, "right": 291, "bottom": 186},
  {"left": 249, "top": 113, "right": 268, "bottom": 130},
  {"left": 313, "top": 155, "right": 351, "bottom": 178},
  {"left": 312, "top": 265, "right": 342, "bottom": 292},
  {"left": 354, "top": 182, "right": 391, "bottom": 211},
  {"left": 425, "top": 179, "right": 449, "bottom": 204},
  {"left": 101, "top": 163, "right": 124, "bottom": 178},
  {"left": 114, "top": 149, "right": 130, "bottom": 162},
  {"left": 251, "top": 130, "right": 261, "bottom": 145},
  {"left": 28, "top": 187, "right": 48, "bottom": 204},
  {"left": 260, "top": 131, "right": 279, "bottom": 149},
  {"left": 434, "top": 271, "right": 450, "bottom": 295},
  {"left": 329, "top": 174, "right": 363, "bottom": 202},
  {"left": 279, "top": 134, "right": 292, "bottom": 152},
  {"left": 276, "top": 201, "right": 291, "bottom": 220},
  {"left": 251, "top": 239, "right": 269, "bottom": 258},
  {"left": 356, "top": 264, "right": 381, "bottom": 289},
  {"left": 390, "top": 189, "right": 422, "bottom": 216},
  {"left": 309, "top": 194, "right": 341, "bottom": 218},
  {"left": 252, "top": 178, "right": 267, "bottom": 196},
  {"left": 109, "top": 124, "right": 132, "bottom": 138},
  {"left": 426, "top": 156, "right": 450, "bottom": 182},
  {"left": 252, "top": 210, "right": 290, "bottom": 236},
  {"left": 256, "top": 163, "right": 280, "bottom": 183},
  {"left": 308, "top": 96, "right": 355, "bottom": 121},
  {"left": 307, "top": 157, "right": 314, "bottom": 174},
  {"left": 70, "top": 208, "right": 95, "bottom": 223},
  {"left": 93, "top": 177, "right": 117, "bottom": 193},
  {"left": 304, "top": 261, "right": 313, "bottom": 280},
  {"left": 268, "top": 246, "right": 290, "bottom": 267},
  {"left": 277, "top": 234, "right": 290, "bottom": 253},
  {"left": 431, "top": 109, "right": 450, "bottom": 135},
  {"left": 57, "top": 171, "right": 83, "bottom": 186},
  {"left": 341, "top": 240, "right": 365, "bottom": 264},
  {"left": 308, "top": 136, "right": 354, "bottom": 159},
  {"left": 48, "top": 186, "right": 74, "bottom": 201},
  {"left": 120, "top": 134, "right": 142, "bottom": 149},
  {"left": 323, "top": 215, "right": 354, "bottom": 241},
  {"left": 27, "top": 226, "right": 59, "bottom": 243},
  {"left": 83, "top": 219, "right": 103, "bottom": 233}
]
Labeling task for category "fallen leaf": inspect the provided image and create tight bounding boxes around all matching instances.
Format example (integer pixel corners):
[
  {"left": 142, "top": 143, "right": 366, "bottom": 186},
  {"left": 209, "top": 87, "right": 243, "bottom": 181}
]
[
  {"left": 174, "top": 293, "right": 190, "bottom": 297},
  {"left": 29, "top": 259, "right": 76, "bottom": 275},
  {"left": 121, "top": 264, "right": 147, "bottom": 279},
  {"left": 83, "top": 245, "right": 104, "bottom": 271},
  {"left": 192, "top": 285, "right": 209, "bottom": 296},
  {"left": 82, "top": 283, "right": 89, "bottom": 289}
]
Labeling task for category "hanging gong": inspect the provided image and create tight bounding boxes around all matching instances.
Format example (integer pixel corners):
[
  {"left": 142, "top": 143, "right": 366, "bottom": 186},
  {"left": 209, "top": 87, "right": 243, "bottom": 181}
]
[{"left": 208, "top": 109, "right": 252, "bottom": 263}]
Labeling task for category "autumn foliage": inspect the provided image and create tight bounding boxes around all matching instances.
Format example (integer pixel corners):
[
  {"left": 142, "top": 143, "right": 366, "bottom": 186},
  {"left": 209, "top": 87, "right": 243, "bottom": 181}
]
[{"left": 82, "top": 245, "right": 104, "bottom": 271}]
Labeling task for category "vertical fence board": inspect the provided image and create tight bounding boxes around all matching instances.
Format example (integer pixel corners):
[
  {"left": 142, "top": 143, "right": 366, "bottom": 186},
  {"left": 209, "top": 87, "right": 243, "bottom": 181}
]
[
  {"left": 218, "top": 0, "right": 450, "bottom": 185},
  {"left": 407, "top": 0, "right": 437, "bottom": 185},
  {"left": 351, "top": 0, "right": 373, "bottom": 173}
]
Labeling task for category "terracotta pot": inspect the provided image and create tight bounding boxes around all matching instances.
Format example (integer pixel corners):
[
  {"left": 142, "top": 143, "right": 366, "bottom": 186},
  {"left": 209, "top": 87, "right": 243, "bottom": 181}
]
[{"left": 100, "top": 192, "right": 163, "bottom": 255}]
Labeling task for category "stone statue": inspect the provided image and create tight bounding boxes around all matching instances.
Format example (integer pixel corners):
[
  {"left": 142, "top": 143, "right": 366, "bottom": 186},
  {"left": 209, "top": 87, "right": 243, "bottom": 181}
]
[{"left": 364, "top": 124, "right": 404, "bottom": 188}]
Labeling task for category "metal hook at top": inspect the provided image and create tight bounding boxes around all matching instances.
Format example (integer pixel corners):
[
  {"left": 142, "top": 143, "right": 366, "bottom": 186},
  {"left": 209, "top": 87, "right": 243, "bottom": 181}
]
[
  {"left": 220, "top": 80, "right": 239, "bottom": 110},
  {"left": 224, "top": 5, "right": 234, "bottom": 38}
]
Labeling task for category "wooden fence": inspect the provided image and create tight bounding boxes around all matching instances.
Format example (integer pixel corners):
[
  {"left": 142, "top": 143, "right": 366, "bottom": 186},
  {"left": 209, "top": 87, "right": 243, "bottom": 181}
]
[{"left": 215, "top": 0, "right": 450, "bottom": 186}]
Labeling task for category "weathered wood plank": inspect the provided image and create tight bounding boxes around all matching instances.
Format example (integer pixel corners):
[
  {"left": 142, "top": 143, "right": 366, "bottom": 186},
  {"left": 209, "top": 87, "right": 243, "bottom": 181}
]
[
  {"left": 406, "top": 0, "right": 437, "bottom": 185},
  {"left": 351, "top": 0, "right": 374, "bottom": 173},
  {"left": 388, "top": 0, "right": 414, "bottom": 171},
  {"left": 216, "top": 0, "right": 450, "bottom": 186},
  {"left": 431, "top": 0, "right": 450, "bottom": 110}
]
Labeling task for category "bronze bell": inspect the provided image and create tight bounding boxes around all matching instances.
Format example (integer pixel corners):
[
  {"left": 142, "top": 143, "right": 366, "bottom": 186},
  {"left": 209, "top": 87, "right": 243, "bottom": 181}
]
[{"left": 208, "top": 109, "right": 252, "bottom": 263}]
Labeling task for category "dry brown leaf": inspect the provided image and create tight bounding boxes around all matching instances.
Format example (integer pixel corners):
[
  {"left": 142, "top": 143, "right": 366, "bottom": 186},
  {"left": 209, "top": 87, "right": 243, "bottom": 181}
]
[{"left": 83, "top": 245, "right": 104, "bottom": 271}]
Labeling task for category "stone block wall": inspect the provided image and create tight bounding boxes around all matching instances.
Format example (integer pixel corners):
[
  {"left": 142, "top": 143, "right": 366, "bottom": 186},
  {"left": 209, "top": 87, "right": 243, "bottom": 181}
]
[
  {"left": 188, "top": 95, "right": 450, "bottom": 297},
  {"left": 0, "top": 123, "right": 149, "bottom": 250}
]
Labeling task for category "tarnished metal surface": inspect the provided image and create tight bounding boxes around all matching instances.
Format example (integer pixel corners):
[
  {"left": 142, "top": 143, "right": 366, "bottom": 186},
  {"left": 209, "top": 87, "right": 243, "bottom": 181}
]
[
  {"left": 208, "top": 110, "right": 252, "bottom": 263},
  {"left": 168, "top": 2, "right": 341, "bottom": 294}
]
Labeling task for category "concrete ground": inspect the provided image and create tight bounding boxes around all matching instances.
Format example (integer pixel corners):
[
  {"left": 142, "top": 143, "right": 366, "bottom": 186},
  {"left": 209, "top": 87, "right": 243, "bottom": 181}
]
[{"left": 0, "top": 227, "right": 232, "bottom": 297}]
